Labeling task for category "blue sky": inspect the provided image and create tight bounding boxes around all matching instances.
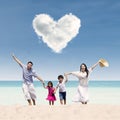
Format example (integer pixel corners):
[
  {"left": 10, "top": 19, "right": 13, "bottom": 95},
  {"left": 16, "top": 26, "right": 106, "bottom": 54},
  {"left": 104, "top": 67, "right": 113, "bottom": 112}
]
[{"left": 0, "top": 0, "right": 120, "bottom": 80}]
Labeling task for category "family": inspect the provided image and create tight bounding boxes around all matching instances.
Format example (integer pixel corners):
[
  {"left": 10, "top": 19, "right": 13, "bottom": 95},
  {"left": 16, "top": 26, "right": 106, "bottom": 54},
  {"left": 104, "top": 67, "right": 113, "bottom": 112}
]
[{"left": 12, "top": 54, "right": 108, "bottom": 106}]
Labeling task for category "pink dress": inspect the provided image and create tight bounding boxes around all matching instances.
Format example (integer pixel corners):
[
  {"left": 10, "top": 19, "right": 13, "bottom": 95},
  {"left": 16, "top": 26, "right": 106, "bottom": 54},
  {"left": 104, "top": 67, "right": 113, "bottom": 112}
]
[{"left": 46, "top": 87, "right": 56, "bottom": 101}]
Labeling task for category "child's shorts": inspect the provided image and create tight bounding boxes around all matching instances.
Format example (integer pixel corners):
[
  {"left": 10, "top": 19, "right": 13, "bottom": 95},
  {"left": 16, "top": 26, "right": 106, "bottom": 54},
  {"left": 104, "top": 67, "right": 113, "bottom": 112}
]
[
  {"left": 59, "top": 92, "right": 66, "bottom": 100},
  {"left": 22, "top": 83, "right": 36, "bottom": 100}
]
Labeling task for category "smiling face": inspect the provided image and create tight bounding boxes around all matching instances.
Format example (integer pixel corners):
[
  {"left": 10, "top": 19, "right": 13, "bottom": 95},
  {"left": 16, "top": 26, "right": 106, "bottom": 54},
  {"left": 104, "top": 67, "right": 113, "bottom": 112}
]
[
  {"left": 48, "top": 83, "right": 52, "bottom": 87},
  {"left": 47, "top": 81, "right": 53, "bottom": 87},
  {"left": 27, "top": 62, "right": 33, "bottom": 70},
  {"left": 80, "top": 63, "right": 88, "bottom": 73},
  {"left": 58, "top": 78, "right": 63, "bottom": 83},
  {"left": 81, "top": 64, "right": 86, "bottom": 72},
  {"left": 58, "top": 75, "right": 64, "bottom": 83},
  {"left": 80, "top": 63, "right": 89, "bottom": 77}
]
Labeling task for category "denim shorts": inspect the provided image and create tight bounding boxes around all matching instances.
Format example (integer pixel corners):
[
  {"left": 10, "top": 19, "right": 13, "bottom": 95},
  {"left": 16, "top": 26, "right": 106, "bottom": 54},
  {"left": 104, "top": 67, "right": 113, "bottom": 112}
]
[{"left": 59, "top": 92, "right": 66, "bottom": 100}]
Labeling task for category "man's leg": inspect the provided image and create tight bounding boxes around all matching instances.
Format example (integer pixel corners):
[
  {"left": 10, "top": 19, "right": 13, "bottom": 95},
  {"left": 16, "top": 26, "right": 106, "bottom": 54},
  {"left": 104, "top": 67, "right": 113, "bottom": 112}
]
[
  {"left": 22, "top": 84, "right": 31, "bottom": 105},
  {"left": 29, "top": 84, "right": 37, "bottom": 105}
]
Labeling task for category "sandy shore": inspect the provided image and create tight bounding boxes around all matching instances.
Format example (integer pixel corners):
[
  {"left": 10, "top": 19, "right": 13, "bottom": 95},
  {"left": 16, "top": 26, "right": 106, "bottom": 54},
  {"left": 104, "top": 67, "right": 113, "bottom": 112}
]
[{"left": 0, "top": 104, "right": 120, "bottom": 120}]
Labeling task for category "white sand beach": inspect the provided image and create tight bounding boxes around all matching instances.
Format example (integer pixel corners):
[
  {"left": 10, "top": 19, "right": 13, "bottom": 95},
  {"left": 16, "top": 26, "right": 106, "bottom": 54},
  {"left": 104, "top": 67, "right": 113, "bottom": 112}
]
[{"left": 0, "top": 104, "right": 120, "bottom": 120}]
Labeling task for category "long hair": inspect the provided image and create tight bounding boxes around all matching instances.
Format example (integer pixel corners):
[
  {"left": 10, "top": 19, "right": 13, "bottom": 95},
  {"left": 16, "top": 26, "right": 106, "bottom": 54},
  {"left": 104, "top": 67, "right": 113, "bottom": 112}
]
[
  {"left": 47, "top": 81, "right": 53, "bottom": 87},
  {"left": 80, "top": 63, "right": 89, "bottom": 77}
]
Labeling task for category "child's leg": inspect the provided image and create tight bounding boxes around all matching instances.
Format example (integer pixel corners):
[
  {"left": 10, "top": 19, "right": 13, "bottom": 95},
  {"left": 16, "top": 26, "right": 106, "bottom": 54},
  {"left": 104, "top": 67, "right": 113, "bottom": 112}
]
[
  {"left": 63, "top": 92, "right": 66, "bottom": 105},
  {"left": 59, "top": 92, "right": 63, "bottom": 105},
  {"left": 60, "top": 100, "right": 63, "bottom": 105},
  {"left": 49, "top": 101, "right": 51, "bottom": 105},
  {"left": 64, "top": 99, "right": 66, "bottom": 105},
  {"left": 49, "top": 101, "right": 52, "bottom": 105},
  {"left": 52, "top": 101, "right": 54, "bottom": 105}
]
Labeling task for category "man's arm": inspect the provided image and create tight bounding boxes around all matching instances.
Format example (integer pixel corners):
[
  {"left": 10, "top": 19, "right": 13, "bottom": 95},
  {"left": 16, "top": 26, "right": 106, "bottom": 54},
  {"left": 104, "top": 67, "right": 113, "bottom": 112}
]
[
  {"left": 12, "top": 54, "right": 23, "bottom": 67},
  {"left": 36, "top": 76, "right": 45, "bottom": 87}
]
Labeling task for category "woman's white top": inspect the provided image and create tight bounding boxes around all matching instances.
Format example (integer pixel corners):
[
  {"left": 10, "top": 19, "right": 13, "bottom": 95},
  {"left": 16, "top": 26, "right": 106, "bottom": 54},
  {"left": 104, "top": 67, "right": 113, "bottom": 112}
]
[{"left": 71, "top": 68, "right": 92, "bottom": 87}]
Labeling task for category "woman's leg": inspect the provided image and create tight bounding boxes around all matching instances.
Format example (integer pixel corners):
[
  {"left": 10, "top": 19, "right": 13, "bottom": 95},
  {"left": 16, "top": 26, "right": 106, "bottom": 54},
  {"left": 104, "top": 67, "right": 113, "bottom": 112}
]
[
  {"left": 27, "top": 99, "right": 32, "bottom": 105},
  {"left": 81, "top": 102, "right": 87, "bottom": 104},
  {"left": 32, "top": 99, "right": 36, "bottom": 105}
]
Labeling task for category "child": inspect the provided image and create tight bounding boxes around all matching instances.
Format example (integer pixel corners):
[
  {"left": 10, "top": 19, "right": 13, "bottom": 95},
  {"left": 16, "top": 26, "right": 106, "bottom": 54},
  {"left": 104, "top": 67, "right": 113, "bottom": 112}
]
[
  {"left": 55, "top": 74, "right": 68, "bottom": 105},
  {"left": 44, "top": 81, "right": 56, "bottom": 105}
]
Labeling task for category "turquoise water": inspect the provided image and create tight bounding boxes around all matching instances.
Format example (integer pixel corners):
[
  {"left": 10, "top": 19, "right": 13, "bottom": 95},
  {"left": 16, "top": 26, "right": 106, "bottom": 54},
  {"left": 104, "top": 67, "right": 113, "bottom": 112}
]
[
  {"left": 0, "top": 81, "right": 120, "bottom": 105},
  {"left": 0, "top": 80, "right": 120, "bottom": 87}
]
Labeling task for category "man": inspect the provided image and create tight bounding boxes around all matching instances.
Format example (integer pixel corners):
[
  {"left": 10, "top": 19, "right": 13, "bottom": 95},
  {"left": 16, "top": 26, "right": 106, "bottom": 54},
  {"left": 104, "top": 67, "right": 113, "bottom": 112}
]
[{"left": 12, "top": 54, "right": 45, "bottom": 105}]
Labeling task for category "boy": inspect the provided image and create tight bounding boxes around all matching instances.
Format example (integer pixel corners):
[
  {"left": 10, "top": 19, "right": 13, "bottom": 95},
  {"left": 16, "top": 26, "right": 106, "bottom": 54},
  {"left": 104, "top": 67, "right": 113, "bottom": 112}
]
[{"left": 55, "top": 74, "right": 68, "bottom": 105}]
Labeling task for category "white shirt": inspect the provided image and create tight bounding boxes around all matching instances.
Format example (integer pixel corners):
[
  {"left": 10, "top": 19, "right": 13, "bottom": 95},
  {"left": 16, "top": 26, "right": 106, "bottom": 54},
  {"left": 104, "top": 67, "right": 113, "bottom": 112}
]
[{"left": 56, "top": 80, "right": 67, "bottom": 92}]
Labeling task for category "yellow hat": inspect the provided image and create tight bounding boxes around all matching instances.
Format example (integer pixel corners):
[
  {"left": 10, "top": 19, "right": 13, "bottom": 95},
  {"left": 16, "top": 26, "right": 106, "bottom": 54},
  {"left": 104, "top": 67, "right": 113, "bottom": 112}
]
[{"left": 99, "top": 59, "right": 109, "bottom": 67}]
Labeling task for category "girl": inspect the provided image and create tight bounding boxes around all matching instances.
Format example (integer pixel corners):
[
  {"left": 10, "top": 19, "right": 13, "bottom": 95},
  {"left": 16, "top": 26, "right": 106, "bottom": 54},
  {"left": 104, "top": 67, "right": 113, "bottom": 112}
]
[
  {"left": 65, "top": 61, "right": 100, "bottom": 104},
  {"left": 44, "top": 81, "right": 56, "bottom": 105}
]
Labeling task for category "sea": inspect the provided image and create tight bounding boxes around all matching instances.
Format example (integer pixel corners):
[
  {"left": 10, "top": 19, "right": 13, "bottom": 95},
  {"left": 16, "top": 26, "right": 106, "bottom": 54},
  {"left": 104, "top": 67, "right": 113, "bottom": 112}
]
[{"left": 0, "top": 80, "right": 120, "bottom": 105}]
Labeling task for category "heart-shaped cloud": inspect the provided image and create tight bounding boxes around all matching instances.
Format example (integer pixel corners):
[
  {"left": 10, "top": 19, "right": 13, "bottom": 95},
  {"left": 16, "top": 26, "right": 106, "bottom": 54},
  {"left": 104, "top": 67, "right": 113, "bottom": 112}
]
[{"left": 33, "top": 13, "right": 81, "bottom": 53}]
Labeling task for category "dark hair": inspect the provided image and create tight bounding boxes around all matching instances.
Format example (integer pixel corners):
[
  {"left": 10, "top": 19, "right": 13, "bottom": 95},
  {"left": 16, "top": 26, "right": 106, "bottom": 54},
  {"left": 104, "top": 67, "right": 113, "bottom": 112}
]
[
  {"left": 27, "top": 61, "right": 33, "bottom": 65},
  {"left": 58, "top": 75, "right": 64, "bottom": 79},
  {"left": 80, "top": 63, "right": 89, "bottom": 77},
  {"left": 47, "top": 81, "right": 53, "bottom": 87}
]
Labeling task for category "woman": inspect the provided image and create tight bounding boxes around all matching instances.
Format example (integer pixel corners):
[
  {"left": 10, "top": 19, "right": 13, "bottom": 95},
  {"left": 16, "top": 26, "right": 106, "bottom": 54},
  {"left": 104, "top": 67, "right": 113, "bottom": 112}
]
[{"left": 65, "top": 61, "right": 100, "bottom": 104}]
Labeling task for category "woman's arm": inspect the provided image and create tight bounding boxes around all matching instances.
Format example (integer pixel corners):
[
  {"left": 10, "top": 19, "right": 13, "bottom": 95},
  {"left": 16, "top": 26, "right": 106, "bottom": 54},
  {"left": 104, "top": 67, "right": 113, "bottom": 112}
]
[
  {"left": 65, "top": 72, "right": 79, "bottom": 76},
  {"left": 64, "top": 73, "right": 68, "bottom": 83},
  {"left": 65, "top": 72, "right": 72, "bottom": 76},
  {"left": 90, "top": 61, "right": 100, "bottom": 70}
]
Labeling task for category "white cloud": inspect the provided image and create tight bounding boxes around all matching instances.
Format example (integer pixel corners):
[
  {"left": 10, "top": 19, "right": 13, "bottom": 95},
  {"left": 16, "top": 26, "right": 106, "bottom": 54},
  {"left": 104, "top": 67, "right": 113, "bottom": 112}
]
[{"left": 33, "top": 13, "right": 81, "bottom": 53}]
